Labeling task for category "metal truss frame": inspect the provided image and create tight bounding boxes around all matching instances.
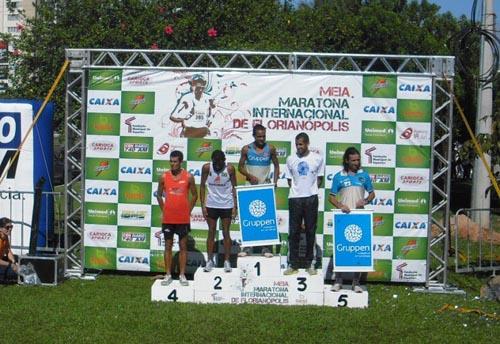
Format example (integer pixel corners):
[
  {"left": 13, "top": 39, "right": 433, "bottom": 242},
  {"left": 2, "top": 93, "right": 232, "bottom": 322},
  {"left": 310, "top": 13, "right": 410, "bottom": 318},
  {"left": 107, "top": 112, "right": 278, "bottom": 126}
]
[{"left": 64, "top": 49, "right": 455, "bottom": 290}]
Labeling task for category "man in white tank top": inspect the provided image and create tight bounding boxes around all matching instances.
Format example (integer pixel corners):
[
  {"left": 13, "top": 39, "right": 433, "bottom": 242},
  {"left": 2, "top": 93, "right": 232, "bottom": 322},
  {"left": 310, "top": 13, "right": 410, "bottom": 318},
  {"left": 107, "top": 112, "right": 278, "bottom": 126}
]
[{"left": 200, "top": 150, "right": 237, "bottom": 272}]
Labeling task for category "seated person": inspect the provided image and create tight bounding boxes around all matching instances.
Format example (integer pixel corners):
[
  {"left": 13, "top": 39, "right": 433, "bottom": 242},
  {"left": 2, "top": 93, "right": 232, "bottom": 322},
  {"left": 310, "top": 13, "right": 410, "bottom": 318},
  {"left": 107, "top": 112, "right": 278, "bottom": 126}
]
[{"left": 0, "top": 217, "right": 18, "bottom": 282}]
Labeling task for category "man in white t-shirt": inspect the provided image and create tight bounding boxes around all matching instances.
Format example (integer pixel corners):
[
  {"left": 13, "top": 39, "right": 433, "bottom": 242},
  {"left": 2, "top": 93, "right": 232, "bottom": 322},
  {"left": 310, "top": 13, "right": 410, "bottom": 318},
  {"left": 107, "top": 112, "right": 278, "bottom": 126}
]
[{"left": 283, "top": 132, "right": 324, "bottom": 275}]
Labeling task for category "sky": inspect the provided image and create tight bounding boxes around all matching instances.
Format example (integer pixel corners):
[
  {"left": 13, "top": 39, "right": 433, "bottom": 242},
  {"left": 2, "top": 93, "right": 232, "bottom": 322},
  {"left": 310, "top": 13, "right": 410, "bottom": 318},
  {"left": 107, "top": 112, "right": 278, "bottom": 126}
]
[{"left": 429, "top": 0, "right": 500, "bottom": 20}]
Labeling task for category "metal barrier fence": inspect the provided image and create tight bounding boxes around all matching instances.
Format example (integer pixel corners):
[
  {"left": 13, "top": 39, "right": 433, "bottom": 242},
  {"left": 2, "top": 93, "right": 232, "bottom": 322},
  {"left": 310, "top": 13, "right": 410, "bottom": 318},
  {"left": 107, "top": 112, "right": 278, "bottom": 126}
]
[
  {"left": 454, "top": 208, "right": 500, "bottom": 273},
  {"left": 0, "top": 190, "right": 64, "bottom": 254}
]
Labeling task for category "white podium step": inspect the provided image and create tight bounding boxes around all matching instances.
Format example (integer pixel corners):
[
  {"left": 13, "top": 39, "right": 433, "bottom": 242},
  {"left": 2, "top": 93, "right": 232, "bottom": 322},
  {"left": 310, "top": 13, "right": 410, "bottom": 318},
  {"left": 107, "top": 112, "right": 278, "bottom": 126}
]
[
  {"left": 193, "top": 268, "right": 241, "bottom": 292},
  {"left": 323, "top": 285, "right": 369, "bottom": 308},
  {"left": 236, "top": 256, "right": 281, "bottom": 277},
  {"left": 151, "top": 279, "right": 194, "bottom": 303}
]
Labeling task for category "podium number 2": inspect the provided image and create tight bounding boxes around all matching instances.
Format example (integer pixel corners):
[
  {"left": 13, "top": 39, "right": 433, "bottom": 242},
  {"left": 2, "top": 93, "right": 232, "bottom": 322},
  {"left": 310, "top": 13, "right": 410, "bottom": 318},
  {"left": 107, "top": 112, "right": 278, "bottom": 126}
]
[
  {"left": 254, "top": 262, "right": 261, "bottom": 276},
  {"left": 297, "top": 277, "right": 307, "bottom": 291},
  {"left": 214, "top": 276, "right": 222, "bottom": 290},
  {"left": 337, "top": 294, "right": 348, "bottom": 307},
  {"left": 168, "top": 289, "right": 178, "bottom": 302}
]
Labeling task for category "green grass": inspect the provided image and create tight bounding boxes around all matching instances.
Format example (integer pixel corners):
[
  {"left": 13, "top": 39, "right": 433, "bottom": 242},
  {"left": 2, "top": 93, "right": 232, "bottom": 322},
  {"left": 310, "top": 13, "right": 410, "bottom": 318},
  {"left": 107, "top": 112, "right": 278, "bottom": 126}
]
[{"left": 2, "top": 273, "right": 499, "bottom": 343}]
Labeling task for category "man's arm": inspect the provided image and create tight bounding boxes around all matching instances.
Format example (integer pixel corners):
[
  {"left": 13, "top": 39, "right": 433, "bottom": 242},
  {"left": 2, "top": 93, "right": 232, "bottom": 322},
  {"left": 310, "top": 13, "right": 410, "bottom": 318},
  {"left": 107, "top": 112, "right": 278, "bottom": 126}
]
[
  {"left": 199, "top": 164, "right": 209, "bottom": 219},
  {"left": 228, "top": 164, "right": 238, "bottom": 218},
  {"left": 188, "top": 174, "right": 198, "bottom": 213},
  {"left": 156, "top": 175, "right": 165, "bottom": 210},
  {"left": 238, "top": 145, "right": 258, "bottom": 184},
  {"left": 328, "top": 193, "right": 350, "bottom": 213},
  {"left": 356, "top": 190, "right": 375, "bottom": 208},
  {"left": 270, "top": 145, "right": 280, "bottom": 186},
  {"left": 170, "top": 95, "right": 191, "bottom": 123}
]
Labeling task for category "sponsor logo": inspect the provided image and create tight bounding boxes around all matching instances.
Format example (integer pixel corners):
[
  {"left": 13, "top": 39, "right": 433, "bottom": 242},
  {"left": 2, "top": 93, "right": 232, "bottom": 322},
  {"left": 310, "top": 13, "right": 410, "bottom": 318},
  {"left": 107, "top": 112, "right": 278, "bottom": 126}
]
[
  {"left": 364, "top": 146, "right": 391, "bottom": 165},
  {"left": 400, "top": 127, "right": 429, "bottom": 140},
  {"left": 373, "top": 216, "right": 384, "bottom": 228},
  {"left": 399, "top": 84, "right": 431, "bottom": 93},
  {"left": 395, "top": 221, "right": 427, "bottom": 230},
  {"left": 225, "top": 146, "right": 241, "bottom": 155},
  {"left": 370, "top": 174, "right": 391, "bottom": 184},
  {"left": 364, "top": 127, "right": 394, "bottom": 136},
  {"left": 118, "top": 256, "right": 149, "bottom": 264},
  {"left": 86, "top": 187, "right": 117, "bottom": 196},
  {"left": 344, "top": 224, "right": 362, "bottom": 243},
  {"left": 88, "top": 231, "right": 112, "bottom": 241},
  {"left": 249, "top": 200, "right": 267, "bottom": 218},
  {"left": 89, "top": 98, "right": 120, "bottom": 106},
  {"left": 0, "top": 113, "right": 20, "bottom": 149},
  {"left": 397, "top": 197, "right": 427, "bottom": 206},
  {"left": 120, "top": 210, "right": 146, "bottom": 220},
  {"left": 95, "top": 161, "right": 110, "bottom": 176},
  {"left": 369, "top": 198, "right": 393, "bottom": 206},
  {"left": 88, "top": 208, "right": 116, "bottom": 217},
  {"left": 188, "top": 168, "right": 202, "bottom": 177},
  {"left": 121, "top": 232, "right": 146, "bottom": 242},
  {"left": 124, "top": 143, "right": 149, "bottom": 153},
  {"left": 275, "top": 147, "right": 287, "bottom": 159},
  {"left": 124, "top": 116, "right": 151, "bottom": 134},
  {"left": 401, "top": 239, "right": 418, "bottom": 256},
  {"left": 120, "top": 166, "right": 152, "bottom": 175},
  {"left": 371, "top": 78, "right": 389, "bottom": 94},
  {"left": 399, "top": 174, "right": 425, "bottom": 185},
  {"left": 125, "top": 75, "right": 150, "bottom": 86},
  {"left": 363, "top": 105, "right": 395, "bottom": 114},
  {"left": 157, "top": 143, "right": 170, "bottom": 155},
  {"left": 130, "top": 94, "right": 146, "bottom": 110},
  {"left": 91, "top": 74, "right": 120, "bottom": 84},
  {"left": 396, "top": 262, "right": 408, "bottom": 279},
  {"left": 196, "top": 142, "right": 213, "bottom": 157},
  {"left": 91, "top": 141, "right": 116, "bottom": 152},
  {"left": 373, "top": 244, "right": 391, "bottom": 252}
]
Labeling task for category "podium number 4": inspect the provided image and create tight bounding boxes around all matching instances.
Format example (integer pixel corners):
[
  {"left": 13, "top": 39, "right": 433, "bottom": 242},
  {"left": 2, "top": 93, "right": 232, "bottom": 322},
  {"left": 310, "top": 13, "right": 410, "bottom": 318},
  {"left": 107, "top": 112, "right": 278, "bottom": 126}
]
[{"left": 168, "top": 289, "right": 178, "bottom": 302}]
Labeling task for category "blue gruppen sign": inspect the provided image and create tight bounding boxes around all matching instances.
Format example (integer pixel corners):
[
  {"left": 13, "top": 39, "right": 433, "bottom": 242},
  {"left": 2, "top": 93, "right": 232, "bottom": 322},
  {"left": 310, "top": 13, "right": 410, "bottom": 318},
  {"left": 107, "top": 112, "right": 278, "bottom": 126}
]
[
  {"left": 332, "top": 210, "right": 374, "bottom": 272},
  {"left": 236, "top": 184, "right": 280, "bottom": 246}
]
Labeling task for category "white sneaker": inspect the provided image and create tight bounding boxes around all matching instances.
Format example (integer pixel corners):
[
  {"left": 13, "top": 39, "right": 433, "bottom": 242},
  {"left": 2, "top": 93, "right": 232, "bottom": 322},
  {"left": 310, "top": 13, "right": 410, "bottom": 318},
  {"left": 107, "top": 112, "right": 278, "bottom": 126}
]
[
  {"left": 224, "top": 260, "right": 232, "bottom": 273},
  {"left": 179, "top": 274, "right": 189, "bottom": 286},
  {"left": 283, "top": 267, "right": 298, "bottom": 275},
  {"left": 306, "top": 267, "right": 317, "bottom": 275},
  {"left": 238, "top": 247, "right": 251, "bottom": 257},
  {"left": 262, "top": 247, "right": 273, "bottom": 258},
  {"left": 331, "top": 283, "right": 342, "bottom": 292},
  {"left": 204, "top": 260, "right": 214, "bottom": 272},
  {"left": 161, "top": 274, "right": 172, "bottom": 286},
  {"left": 352, "top": 284, "right": 363, "bottom": 293}
]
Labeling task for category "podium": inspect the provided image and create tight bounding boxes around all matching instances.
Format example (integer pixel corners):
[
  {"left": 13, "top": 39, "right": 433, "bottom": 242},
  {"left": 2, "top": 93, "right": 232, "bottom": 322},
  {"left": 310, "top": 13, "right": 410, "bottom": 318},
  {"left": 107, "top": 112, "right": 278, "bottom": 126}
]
[{"left": 151, "top": 256, "right": 369, "bottom": 307}]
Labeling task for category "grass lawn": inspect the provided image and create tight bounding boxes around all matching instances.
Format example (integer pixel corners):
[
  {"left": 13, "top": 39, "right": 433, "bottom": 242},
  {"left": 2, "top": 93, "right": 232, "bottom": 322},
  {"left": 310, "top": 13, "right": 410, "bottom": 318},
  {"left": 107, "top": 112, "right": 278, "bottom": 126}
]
[{"left": 1, "top": 272, "right": 499, "bottom": 343}]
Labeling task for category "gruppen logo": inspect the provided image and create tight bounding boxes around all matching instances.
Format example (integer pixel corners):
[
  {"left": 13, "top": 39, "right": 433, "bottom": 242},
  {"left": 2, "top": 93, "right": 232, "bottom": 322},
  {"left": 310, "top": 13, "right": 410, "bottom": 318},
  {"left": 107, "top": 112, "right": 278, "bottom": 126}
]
[
  {"left": 344, "top": 224, "right": 363, "bottom": 243},
  {"left": 249, "top": 200, "right": 266, "bottom": 218}
]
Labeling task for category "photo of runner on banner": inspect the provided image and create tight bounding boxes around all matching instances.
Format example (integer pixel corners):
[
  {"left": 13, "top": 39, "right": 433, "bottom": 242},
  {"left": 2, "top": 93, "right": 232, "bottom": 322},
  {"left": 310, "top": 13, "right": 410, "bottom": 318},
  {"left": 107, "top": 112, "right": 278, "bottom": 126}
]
[
  {"left": 332, "top": 210, "right": 374, "bottom": 272},
  {"left": 236, "top": 184, "right": 280, "bottom": 247}
]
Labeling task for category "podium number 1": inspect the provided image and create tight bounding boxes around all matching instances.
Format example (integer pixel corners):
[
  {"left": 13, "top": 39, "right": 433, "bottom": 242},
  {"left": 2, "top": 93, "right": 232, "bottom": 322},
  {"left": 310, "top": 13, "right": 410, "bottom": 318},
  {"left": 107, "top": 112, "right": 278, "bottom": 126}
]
[{"left": 254, "top": 262, "right": 261, "bottom": 276}]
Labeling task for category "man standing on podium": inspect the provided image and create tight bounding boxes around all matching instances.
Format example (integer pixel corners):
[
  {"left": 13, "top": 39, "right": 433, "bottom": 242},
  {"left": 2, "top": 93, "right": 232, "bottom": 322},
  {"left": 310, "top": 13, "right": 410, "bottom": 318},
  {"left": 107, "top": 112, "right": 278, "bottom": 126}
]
[
  {"left": 157, "top": 150, "right": 198, "bottom": 286},
  {"left": 284, "top": 132, "right": 324, "bottom": 276},
  {"left": 200, "top": 150, "right": 237, "bottom": 273},
  {"left": 238, "top": 124, "right": 280, "bottom": 257},
  {"left": 329, "top": 146, "right": 375, "bottom": 293}
]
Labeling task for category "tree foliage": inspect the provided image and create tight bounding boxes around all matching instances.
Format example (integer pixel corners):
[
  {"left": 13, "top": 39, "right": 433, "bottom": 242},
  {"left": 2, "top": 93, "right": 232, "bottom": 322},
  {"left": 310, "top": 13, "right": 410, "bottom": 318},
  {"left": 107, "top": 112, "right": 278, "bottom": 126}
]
[{"left": 0, "top": 0, "right": 495, "bottom": 157}]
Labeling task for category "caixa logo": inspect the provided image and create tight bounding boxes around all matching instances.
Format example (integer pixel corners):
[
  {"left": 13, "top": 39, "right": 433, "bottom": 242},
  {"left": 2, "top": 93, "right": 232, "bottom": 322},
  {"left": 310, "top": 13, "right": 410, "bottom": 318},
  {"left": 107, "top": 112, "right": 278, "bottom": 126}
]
[
  {"left": 118, "top": 256, "right": 149, "bottom": 264},
  {"left": 368, "top": 198, "right": 393, "bottom": 206},
  {"left": 120, "top": 166, "right": 152, "bottom": 175},
  {"left": 86, "top": 187, "right": 117, "bottom": 196},
  {"left": 395, "top": 221, "right": 427, "bottom": 230},
  {"left": 363, "top": 105, "right": 395, "bottom": 114},
  {"left": 0, "top": 113, "right": 21, "bottom": 179},
  {"left": 399, "top": 84, "right": 431, "bottom": 93},
  {"left": 89, "top": 98, "right": 120, "bottom": 106}
]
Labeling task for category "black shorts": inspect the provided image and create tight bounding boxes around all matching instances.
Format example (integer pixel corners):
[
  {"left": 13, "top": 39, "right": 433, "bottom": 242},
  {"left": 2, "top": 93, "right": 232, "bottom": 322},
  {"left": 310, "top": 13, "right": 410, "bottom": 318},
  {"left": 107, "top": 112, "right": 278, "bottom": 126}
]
[
  {"left": 207, "top": 207, "right": 232, "bottom": 220},
  {"left": 162, "top": 224, "right": 190, "bottom": 241}
]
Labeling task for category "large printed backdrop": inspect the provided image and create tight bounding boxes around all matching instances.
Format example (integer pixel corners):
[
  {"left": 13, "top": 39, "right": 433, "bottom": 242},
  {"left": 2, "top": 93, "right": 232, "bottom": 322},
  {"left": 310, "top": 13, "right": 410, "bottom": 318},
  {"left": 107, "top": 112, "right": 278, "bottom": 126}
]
[{"left": 84, "top": 70, "right": 431, "bottom": 283}]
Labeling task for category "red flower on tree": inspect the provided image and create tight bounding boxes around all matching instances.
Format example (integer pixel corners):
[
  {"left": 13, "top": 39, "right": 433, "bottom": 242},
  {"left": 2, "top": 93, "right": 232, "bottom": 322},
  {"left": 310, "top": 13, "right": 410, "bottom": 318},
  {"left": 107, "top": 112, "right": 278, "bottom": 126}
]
[
  {"left": 16, "top": 23, "right": 24, "bottom": 31},
  {"left": 164, "top": 25, "right": 174, "bottom": 36},
  {"left": 207, "top": 27, "right": 218, "bottom": 38},
  {"left": 150, "top": 43, "right": 159, "bottom": 50},
  {"left": 12, "top": 49, "right": 21, "bottom": 56}
]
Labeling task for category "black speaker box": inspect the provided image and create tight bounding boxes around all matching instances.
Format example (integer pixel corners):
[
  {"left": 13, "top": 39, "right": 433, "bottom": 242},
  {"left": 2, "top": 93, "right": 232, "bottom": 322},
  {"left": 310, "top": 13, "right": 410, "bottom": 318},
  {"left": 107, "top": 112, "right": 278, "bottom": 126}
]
[{"left": 19, "top": 254, "right": 65, "bottom": 285}]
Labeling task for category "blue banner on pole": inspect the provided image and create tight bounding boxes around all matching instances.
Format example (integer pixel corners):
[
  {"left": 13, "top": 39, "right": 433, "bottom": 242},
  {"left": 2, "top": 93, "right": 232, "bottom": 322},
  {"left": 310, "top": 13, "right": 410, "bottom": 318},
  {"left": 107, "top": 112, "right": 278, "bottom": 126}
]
[
  {"left": 236, "top": 184, "right": 280, "bottom": 246},
  {"left": 332, "top": 210, "right": 374, "bottom": 272}
]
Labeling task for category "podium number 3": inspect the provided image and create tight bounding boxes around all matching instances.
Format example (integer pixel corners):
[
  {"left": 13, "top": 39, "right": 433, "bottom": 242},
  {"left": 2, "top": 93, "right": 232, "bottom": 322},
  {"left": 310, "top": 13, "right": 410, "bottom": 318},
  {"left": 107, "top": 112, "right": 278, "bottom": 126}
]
[
  {"left": 168, "top": 289, "right": 178, "bottom": 302},
  {"left": 297, "top": 277, "right": 307, "bottom": 291},
  {"left": 337, "top": 294, "right": 348, "bottom": 307}
]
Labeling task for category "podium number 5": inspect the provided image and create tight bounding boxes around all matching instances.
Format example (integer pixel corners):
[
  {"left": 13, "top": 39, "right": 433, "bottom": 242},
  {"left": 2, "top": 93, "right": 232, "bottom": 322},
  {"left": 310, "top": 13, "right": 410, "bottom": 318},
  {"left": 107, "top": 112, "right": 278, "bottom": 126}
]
[
  {"left": 297, "top": 277, "right": 307, "bottom": 291},
  {"left": 337, "top": 294, "right": 348, "bottom": 307}
]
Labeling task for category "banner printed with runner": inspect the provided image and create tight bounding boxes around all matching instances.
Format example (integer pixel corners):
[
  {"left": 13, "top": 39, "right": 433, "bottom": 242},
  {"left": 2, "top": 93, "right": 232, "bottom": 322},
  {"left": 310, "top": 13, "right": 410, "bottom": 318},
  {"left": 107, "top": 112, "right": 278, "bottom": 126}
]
[
  {"left": 333, "top": 210, "right": 374, "bottom": 272},
  {"left": 236, "top": 184, "right": 280, "bottom": 247}
]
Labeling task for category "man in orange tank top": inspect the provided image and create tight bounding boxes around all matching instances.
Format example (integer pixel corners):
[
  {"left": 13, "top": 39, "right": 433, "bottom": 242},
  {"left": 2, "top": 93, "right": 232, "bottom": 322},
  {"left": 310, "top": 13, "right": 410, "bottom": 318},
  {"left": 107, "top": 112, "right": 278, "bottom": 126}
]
[
  {"left": 156, "top": 150, "right": 197, "bottom": 286},
  {"left": 0, "top": 217, "right": 18, "bottom": 282}
]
